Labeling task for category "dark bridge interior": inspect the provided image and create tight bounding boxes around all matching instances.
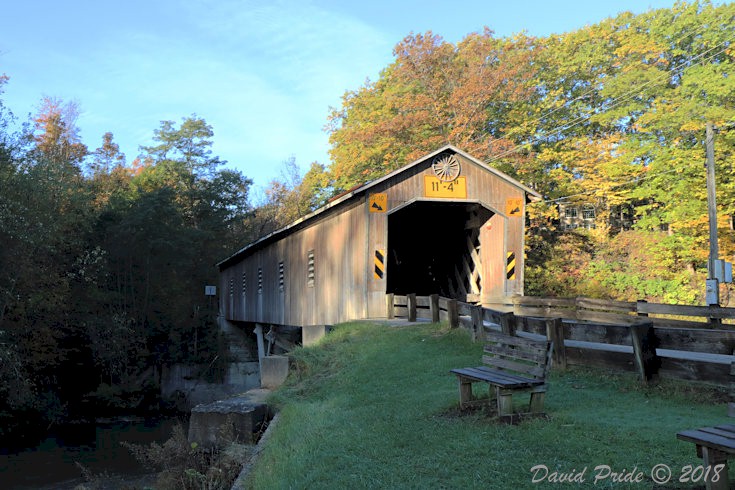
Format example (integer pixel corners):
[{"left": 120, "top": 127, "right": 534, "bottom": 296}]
[{"left": 387, "top": 201, "right": 492, "bottom": 300}]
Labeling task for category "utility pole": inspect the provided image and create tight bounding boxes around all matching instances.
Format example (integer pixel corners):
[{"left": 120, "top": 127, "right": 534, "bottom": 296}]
[{"left": 705, "top": 122, "right": 719, "bottom": 308}]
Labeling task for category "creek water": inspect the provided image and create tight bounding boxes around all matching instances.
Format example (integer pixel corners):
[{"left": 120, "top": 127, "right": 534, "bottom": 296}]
[{"left": 0, "top": 416, "right": 185, "bottom": 489}]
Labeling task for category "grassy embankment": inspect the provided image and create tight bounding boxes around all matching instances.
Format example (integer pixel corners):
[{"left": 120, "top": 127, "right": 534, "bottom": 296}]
[{"left": 242, "top": 321, "right": 730, "bottom": 489}]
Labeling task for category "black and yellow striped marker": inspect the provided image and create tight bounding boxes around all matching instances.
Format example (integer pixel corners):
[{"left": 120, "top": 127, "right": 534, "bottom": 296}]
[
  {"left": 506, "top": 252, "right": 516, "bottom": 280},
  {"left": 374, "top": 249, "right": 385, "bottom": 279}
]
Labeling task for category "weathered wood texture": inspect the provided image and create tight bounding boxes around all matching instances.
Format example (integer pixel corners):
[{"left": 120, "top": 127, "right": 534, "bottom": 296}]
[
  {"left": 219, "top": 198, "right": 368, "bottom": 327},
  {"left": 450, "top": 330, "right": 553, "bottom": 418},
  {"left": 677, "top": 367, "right": 735, "bottom": 490},
  {"left": 508, "top": 296, "right": 735, "bottom": 328},
  {"left": 438, "top": 297, "right": 459, "bottom": 328},
  {"left": 393, "top": 293, "right": 735, "bottom": 386},
  {"left": 676, "top": 432, "right": 732, "bottom": 490},
  {"left": 219, "top": 146, "right": 539, "bottom": 328}
]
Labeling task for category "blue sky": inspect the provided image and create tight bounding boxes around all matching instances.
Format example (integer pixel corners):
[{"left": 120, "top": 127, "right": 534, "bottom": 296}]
[{"left": 0, "top": 0, "right": 684, "bottom": 193}]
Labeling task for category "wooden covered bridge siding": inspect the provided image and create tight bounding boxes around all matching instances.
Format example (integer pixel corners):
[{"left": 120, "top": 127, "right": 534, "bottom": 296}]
[
  {"left": 221, "top": 199, "right": 367, "bottom": 326},
  {"left": 218, "top": 145, "right": 541, "bottom": 327}
]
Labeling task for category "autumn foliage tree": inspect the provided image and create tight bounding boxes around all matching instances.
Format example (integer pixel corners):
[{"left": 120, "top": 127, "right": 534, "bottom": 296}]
[
  {"left": 326, "top": 0, "right": 735, "bottom": 303},
  {"left": 327, "top": 29, "right": 536, "bottom": 190}
]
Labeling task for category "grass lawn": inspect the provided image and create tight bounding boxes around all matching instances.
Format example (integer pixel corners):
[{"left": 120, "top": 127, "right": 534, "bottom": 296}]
[{"left": 243, "top": 321, "right": 730, "bottom": 489}]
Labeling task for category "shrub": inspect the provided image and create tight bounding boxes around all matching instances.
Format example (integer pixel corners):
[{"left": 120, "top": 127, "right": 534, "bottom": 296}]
[{"left": 122, "top": 423, "right": 249, "bottom": 490}]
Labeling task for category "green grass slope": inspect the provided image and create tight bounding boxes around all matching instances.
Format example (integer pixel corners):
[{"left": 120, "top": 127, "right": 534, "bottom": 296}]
[{"left": 244, "top": 322, "right": 730, "bottom": 489}]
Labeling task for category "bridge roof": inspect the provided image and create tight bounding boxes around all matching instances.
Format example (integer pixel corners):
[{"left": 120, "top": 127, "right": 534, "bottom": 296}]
[{"left": 218, "top": 144, "right": 542, "bottom": 270}]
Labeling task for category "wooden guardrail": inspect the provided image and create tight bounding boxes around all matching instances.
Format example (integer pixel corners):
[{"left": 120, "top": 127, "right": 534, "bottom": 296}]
[
  {"left": 508, "top": 296, "right": 735, "bottom": 328},
  {"left": 386, "top": 293, "right": 735, "bottom": 387}
]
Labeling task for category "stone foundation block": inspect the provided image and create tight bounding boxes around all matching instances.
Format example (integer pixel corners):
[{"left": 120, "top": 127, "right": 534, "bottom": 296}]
[
  {"left": 260, "top": 355, "right": 290, "bottom": 388},
  {"left": 188, "top": 390, "right": 270, "bottom": 447}
]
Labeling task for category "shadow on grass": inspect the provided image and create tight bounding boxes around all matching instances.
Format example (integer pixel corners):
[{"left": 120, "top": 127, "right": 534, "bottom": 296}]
[{"left": 436, "top": 401, "right": 553, "bottom": 424}]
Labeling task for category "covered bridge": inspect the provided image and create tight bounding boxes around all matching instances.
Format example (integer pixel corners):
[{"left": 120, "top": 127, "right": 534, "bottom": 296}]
[{"left": 218, "top": 145, "right": 542, "bottom": 328}]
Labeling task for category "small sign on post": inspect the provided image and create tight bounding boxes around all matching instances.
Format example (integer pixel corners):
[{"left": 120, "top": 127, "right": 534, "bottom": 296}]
[{"left": 204, "top": 285, "right": 217, "bottom": 296}]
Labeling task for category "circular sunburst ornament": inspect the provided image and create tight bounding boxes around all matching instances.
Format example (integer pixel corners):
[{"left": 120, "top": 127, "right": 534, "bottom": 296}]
[{"left": 432, "top": 154, "right": 461, "bottom": 182}]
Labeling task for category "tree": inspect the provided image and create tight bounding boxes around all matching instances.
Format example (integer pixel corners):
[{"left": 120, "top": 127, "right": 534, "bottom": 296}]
[
  {"left": 248, "top": 158, "right": 333, "bottom": 238},
  {"left": 32, "top": 96, "right": 87, "bottom": 169},
  {"left": 140, "top": 115, "right": 223, "bottom": 177},
  {"left": 99, "top": 115, "right": 254, "bottom": 364},
  {"left": 89, "top": 131, "right": 126, "bottom": 176},
  {"left": 326, "top": 29, "right": 536, "bottom": 190}
]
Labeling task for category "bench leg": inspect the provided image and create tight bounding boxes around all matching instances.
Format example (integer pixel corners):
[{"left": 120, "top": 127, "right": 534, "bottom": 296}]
[
  {"left": 497, "top": 388, "right": 513, "bottom": 418},
  {"left": 458, "top": 378, "right": 473, "bottom": 410},
  {"left": 529, "top": 391, "right": 545, "bottom": 414},
  {"left": 530, "top": 385, "right": 547, "bottom": 415},
  {"left": 700, "top": 446, "right": 729, "bottom": 490}
]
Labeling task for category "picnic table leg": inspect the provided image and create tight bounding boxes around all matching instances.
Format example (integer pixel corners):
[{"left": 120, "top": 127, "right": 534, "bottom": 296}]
[
  {"left": 700, "top": 446, "right": 729, "bottom": 490},
  {"left": 458, "top": 378, "right": 473, "bottom": 409}
]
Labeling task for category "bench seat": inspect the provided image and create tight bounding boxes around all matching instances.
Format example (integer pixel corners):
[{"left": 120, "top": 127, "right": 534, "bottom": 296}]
[
  {"left": 677, "top": 425, "right": 735, "bottom": 455},
  {"left": 676, "top": 425, "right": 735, "bottom": 490},
  {"left": 450, "top": 330, "right": 553, "bottom": 419},
  {"left": 450, "top": 366, "right": 544, "bottom": 389}
]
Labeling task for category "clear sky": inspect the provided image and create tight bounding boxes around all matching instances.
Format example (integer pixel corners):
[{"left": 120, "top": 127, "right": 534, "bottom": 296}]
[{"left": 0, "top": 0, "right": 685, "bottom": 193}]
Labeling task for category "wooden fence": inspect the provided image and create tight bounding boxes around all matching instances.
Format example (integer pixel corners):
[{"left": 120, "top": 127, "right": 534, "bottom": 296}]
[
  {"left": 386, "top": 294, "right": 735, "bottom": 387},
  {"left": 508, "top": 295, "right": 735, "bottom": 328}
]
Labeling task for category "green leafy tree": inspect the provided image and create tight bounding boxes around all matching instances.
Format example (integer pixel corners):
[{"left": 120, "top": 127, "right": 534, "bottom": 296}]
[{"left": 89, "top": 131, "right": 126, "bottom": 176}]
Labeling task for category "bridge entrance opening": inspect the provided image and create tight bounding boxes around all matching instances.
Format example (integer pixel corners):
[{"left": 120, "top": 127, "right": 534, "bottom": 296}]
[{"left": 387, "top": 201, "right": 494, "bottom": 302}]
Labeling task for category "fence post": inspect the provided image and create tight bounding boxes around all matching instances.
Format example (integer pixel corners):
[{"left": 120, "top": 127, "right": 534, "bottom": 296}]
[
  {"left": 545, "top": 317, "right": 566, "bottom": 370},
  {"left": 430, "top": 294, "right": 440, "bottom": 323},
  {"left": 448, "top": 299, "right": 459, "bottom": 329},
  {"left": 630, "top": 321, "right": 659, "bottom": 386},
  {"left": 386, "top": 293, "right": 395, "bottom": 319},
  {"left": 499, "top": 312, "right": 516, "bottom": 336},
  {"left": 709, "top": 304, "right": 723, "bottom": 327},
  {"left": 470, "top": 305, "right": 483, "bottom": 342},
  {"left": 407, "top": 293, "right": 417, "bottom": 322}
]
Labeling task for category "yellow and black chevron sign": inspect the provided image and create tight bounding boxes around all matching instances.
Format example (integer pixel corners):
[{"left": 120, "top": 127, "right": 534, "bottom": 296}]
[
  {"left": 374, "top": 249, "right": 385, "bottom": 280},
  {"left": 506, "top": 252, "right": 516, "bottom": 280}
]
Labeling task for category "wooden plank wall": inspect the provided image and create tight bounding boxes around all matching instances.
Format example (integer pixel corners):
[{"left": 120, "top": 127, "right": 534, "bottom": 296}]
[
  {"left": 223, "top": 198, "right": 367, "bottom": 326},
  {"left": 508, "top": 296, "right": 735, "bottom": 328},
  {"left": 460, "top": 152, "right": 526, "bottom": 299}
]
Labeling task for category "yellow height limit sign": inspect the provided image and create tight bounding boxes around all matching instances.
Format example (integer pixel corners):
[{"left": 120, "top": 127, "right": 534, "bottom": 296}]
[{"left": 424, "top": 176, "right": 467, "bottom": 199}]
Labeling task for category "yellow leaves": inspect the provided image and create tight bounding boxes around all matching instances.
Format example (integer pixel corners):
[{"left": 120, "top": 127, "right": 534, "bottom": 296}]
[{"left": 679, "top": 120, "right": 705, "bottom": 132}]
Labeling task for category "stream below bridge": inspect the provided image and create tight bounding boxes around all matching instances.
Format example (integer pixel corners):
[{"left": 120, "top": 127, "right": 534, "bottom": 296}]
[{"left": 1, "top": 416, "right": 185, "bottom": 489}]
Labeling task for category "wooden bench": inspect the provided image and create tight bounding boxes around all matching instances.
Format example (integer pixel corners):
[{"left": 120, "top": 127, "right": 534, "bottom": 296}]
[
  {"left": 676, "top": 362, "right": 735, "bottom": 490},
  {"left": 450, "top": 331, "right": 553, "bottom": 420},
  {"left": 676, "top": 426, "right": 735, "bottom": 490}
]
